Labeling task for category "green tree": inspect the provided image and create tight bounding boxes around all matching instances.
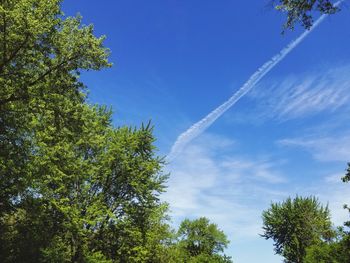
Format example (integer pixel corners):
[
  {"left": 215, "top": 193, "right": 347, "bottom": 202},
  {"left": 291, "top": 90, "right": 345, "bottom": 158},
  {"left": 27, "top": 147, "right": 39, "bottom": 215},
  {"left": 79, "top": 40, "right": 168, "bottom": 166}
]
[
  {"left": 303, "top": 164, "right": 350, "bottom": 263},
  {"left": 0, "top": 1, "right": 172, "bottom": 262},
  {"left": 0, "top": 0, "right": 110, "bottom": 217},
  {"left": 272, "top": 0, "right": 340, "bottom": 30},
  {"left": 176, "top": 217, "right": 233, "bottom": 263},
  {"left": 261, "top": 196, "right": 333, "bottom": 263},
  {"left": 304, "top": 242, "right": 340, "bottom": 263},
  {"left": 0, "top": 104, "right": 171, "bottom": 262},
  {"left": 304, "top": 227, "right": 350, "bottom": 263}
]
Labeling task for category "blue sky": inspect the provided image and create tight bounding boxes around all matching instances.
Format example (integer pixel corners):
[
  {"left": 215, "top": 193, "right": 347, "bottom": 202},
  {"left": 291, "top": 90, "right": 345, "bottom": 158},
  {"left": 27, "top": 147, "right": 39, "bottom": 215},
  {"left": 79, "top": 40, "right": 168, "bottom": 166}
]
[{"left": 63, "top": 1, "right": 350, "bottom": 262}]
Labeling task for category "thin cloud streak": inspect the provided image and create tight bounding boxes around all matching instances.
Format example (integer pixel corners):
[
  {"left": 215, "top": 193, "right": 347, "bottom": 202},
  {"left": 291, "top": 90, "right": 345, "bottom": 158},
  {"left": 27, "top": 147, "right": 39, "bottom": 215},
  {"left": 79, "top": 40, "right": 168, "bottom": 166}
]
[
  {"left": 167, "top": 2, "right": 344, "bottom": 161},
  {"left": 249, "top": 66, "right": 350, "bottom": 120},
  {"left": 278, "top": 135, "right": 350, "bottom": 162}
]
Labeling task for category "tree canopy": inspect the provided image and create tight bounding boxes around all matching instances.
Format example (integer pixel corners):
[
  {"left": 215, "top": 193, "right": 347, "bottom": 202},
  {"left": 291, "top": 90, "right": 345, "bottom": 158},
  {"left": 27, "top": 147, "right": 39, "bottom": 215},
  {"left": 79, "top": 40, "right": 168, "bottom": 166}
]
[
  {"left": 261, "top": 196, "right": 333, "bottom": 263},
  {"left": 272, "top": 0, "right": 341, "bottom": 30},
  {"left": 302, "top": 164, "right": 350, "bottom": 263},
  {"left": 0, "top": 0, "right": 170, "bottom": 261},
  {"left": 176, "top": 217, "right": 233, "bottom": 263}
]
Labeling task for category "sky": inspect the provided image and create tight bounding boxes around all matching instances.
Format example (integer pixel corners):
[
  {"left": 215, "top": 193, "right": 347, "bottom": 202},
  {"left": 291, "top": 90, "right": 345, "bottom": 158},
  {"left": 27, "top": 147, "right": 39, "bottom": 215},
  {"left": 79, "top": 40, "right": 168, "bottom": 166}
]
[{"left": 63, "top": 1, "right": 350, "bottom": 262}]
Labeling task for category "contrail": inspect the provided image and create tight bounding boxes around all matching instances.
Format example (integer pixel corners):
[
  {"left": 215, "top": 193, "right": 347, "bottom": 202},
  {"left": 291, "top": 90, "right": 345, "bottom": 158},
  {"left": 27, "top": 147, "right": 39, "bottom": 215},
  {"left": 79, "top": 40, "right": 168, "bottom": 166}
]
[{"left": 168, "top": 1, "right": 344, "bottom": 161}]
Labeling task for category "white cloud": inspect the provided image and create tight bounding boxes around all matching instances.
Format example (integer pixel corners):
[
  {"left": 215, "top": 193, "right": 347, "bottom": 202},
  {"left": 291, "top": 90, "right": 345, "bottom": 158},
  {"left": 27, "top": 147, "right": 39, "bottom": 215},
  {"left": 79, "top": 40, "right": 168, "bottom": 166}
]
[
  {"left": 163, "top": 133, "right": 288, "bottom": 240},
  {"left": 235, "top": 65, "right": 350, "bottom": 122},
  {"left": 163, "top": 133, "right": 350, "bottom": 263},
  {"left": 278, "top": 135, "right": 350, "bottom": 162},
  {"left": 323, "top": 186, "right": 350, "bottom": 227},
  {"left": 274, "top": 66, "right": 350, "bottom": 118},
  {"left": 303, "top": 173, "right": 350, "bottom": 226},
  {"left": 164, "top": 132, "right": 350, "bottom": 234},
  {"left": 325, "top": 173, "right": 345, "bottom": 183}
]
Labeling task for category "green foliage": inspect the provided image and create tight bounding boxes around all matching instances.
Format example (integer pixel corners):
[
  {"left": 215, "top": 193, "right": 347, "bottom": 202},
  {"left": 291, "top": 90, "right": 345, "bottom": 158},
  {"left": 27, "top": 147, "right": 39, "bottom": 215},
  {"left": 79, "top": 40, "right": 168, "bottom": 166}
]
[
  {"left": 273, "top": 0, "right": 340, "bottom": 31},
  {"left": 304, "top": 241, "right": 341, "bottom": 263},
  {"left": 0, "top": 0, "right": 173, "bottom": 262},
  {"left": 261, "top": 196, "right": 333, "bottom": 263},
  {"left": 305, "top": 242, "right": 345, "bottom": 263},
  {"left": 0, "top": 0, "right": 110, "bottom": 216},
  {"left": 264, "top": 164, "right": 350, "bottom": 263},
  {"left": 176, "top": 217, "right": 233, "bottom": 263},
  {"left": 342, "top": 162, "right": 350, "bottom": 183},
  {"left": 304, "top": 227, "right": 350, "bottom": 263}
]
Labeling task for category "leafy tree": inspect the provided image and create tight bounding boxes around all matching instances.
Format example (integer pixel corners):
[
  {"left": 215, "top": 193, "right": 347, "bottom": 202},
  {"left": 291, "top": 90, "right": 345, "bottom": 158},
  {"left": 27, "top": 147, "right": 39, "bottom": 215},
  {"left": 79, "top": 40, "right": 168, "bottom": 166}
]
[
  {"left": 0, "top": 0, "right": 172, "bottom": 262},
  {"left": 0, "top": 103, "right": 171, "bottom": 262},
  {"left": 261, "top": 196, "right": 333, "bottom": 263},
  {"left": 303, "top": 164, "right": 350, "bottom": 263},
  {"left": 272, "top": 0, "right": 341, "bottom": 30},
  {"left": 176, "top": 217, "right": 233, "bottom": 263},
  {"left": 304, "top": 228, "right": 349, "bottom": 263},
  {"left": 0, "top": 0, "right": 110, "bottom": 216}
]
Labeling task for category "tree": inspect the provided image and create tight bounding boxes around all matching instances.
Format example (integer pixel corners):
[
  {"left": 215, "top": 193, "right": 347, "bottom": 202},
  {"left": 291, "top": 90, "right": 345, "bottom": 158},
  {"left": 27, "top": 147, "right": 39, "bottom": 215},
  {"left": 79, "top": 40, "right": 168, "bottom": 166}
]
[
  {"left": 0, "top": 0, "right": 110, "bottom": 217},
  {"left": 304, "top": 164, "right": 350, "bottom": 263},
  {"left": 176, "top": 217, "right": 233, "bottom": 263},
  {"left": 0, "top": 103, "right": 172, "bottom": 262},
  {"left": 272, "top": 0, "right": 341, "bottom": 30},
  {"left": 0, "top": 1, "right": 172, "bottom": 262},
  {"left": 303, "top": 226, "right": 350, "bottom": 263},
  {"left": 261, "top": 196, "right": 333, "bottom": 263}
]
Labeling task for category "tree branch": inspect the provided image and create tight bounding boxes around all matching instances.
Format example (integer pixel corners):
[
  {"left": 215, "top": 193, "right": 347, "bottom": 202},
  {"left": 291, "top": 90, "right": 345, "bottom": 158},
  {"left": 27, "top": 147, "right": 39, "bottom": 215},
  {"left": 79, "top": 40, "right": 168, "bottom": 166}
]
[
  {"left": 27, "top": 54, "right": 80, "bottom": 87},
  {"left": 0, "top": 34, "right": 30, "bottom": 74},
  {"left": 0, "top": 54, "right": 80, "bottom": 106}
]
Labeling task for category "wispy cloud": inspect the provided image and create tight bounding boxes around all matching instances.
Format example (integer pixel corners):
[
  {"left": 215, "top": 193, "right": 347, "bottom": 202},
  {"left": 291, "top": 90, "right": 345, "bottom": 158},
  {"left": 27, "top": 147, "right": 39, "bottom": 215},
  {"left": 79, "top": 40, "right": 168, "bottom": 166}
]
[
  {"left": 164, "top": 132, "right": 350, "bottom": 236},
  {"left": 278, "top": 134, "right": 350, "bottom": 162},
  {"left": 164, "top": 133, "right": 288, "bottom": 240},
  {"left": 304, "top": 173, "right": 350, "bottom": 226},
  {"left": 276, "top": 132, "right": 350, "bottom": 226},
  {"left": 164, "top": 133, "right": 350, "bottom": 262},
  {"left": 249, "top": 65, "right": 350, "bottom": 120},
  {"left": 167, "top": 11, "right": 335, "bottom": 160},
  {"left": 165, "top": 134, "right": 350, "bottom": 231}
]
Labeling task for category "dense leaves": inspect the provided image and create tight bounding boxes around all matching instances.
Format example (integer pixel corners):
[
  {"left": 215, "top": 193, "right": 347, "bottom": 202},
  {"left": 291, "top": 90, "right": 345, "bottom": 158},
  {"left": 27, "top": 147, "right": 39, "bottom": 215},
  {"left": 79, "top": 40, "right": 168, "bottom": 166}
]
[
  {"left": 0, "top": 0, "right": 171, "bottom": 262},
  {"left": 261, "top": 196, "right": 333, "bottom": 263},
  {"left": 0, "top": 0, "right": 110, "bottom": 216},
  {"left": 176, "top": 217, "right": 233, "bottom": 263},
  {"left": 304, "top": 230, "right": 350, "bottom": 263}
]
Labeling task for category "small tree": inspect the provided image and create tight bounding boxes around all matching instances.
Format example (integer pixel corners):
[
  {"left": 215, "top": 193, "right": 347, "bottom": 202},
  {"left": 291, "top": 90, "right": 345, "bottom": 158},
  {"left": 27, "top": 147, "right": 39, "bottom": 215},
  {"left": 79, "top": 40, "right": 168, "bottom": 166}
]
[
  {"left": 176, "top": 217, "right": 233, "bottom": 263},
  {"left": 261, "top": 196, "right": 333, "bottom": 263}
]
